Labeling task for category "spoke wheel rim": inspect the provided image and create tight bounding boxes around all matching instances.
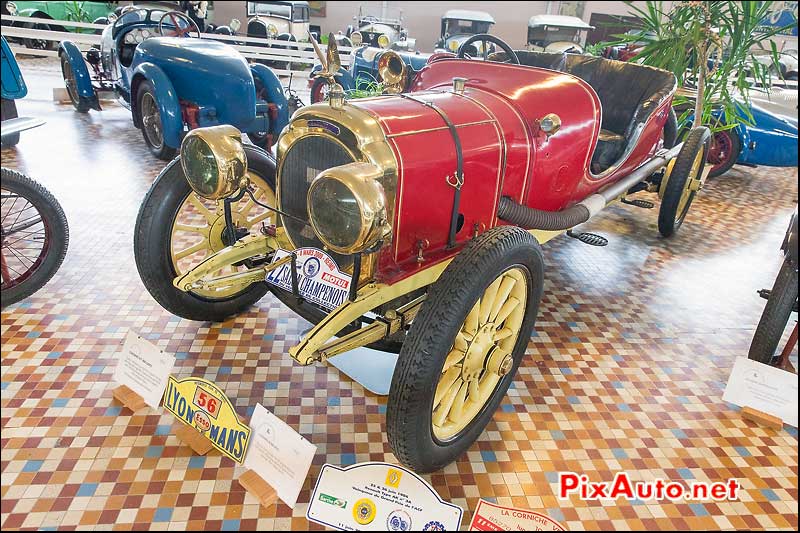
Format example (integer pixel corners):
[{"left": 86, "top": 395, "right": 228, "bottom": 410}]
[
  {"left": 168, "top": 176, "right": 276, "bottom": 299},
  {"left": 676, "top": 148, "right": 705, "bottom": 224},
  {"left": 431, "top": 266, "right": 528, "bottom": 442},
  {"left": 62, "top": 59, "right": 79, "bottom": 106},
  {"left": 1, "top": 188, "right": 50, "bottom": 290},
  {"left": 141, "top": 92, "right": 164, "bottom": 150},
  {"left": 708, "top": 130, "right": 733, "bottom": 173}
]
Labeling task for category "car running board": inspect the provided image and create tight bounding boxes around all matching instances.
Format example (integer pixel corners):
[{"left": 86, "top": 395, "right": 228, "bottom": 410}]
[
  {"left": 567, "top": 230, "right": 608, "bottom": 247},
  {"left": 621, "top": 198, "right": 655, "bottom": 209}
]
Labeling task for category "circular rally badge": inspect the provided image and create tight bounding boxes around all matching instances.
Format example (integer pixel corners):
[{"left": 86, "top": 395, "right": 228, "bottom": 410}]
[{"left": 353, "top": 498, "right": 377, "bottom": 525}]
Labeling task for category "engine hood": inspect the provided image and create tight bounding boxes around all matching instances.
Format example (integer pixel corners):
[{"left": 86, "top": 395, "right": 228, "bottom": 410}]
[{"left": 132, "top": 38, "right": 255, "bottom": 125}]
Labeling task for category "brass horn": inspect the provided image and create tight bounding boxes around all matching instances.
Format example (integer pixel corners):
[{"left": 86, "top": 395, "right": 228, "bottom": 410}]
[{"left": 378, "top": 50, "right": 407, "bottom": 93}]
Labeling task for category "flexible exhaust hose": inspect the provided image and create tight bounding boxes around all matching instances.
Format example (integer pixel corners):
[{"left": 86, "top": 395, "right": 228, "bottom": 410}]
[
  {"left": 497, "top": 197, "right": 590, "bottom": 231},
  {"left": 497, "top": 143, "right": 684, "bottom": 231}
]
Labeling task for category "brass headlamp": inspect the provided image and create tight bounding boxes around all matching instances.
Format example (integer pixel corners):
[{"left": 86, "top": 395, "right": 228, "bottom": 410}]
[
  {"left": 307, "top": 162, "right": 390, "bottom": 254},
  {"left": 180, "top": 125, "right": 248, "bottom": 200}
]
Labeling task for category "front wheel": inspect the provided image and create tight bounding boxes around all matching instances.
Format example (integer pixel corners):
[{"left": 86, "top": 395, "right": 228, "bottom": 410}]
[
  {"left": 748, "top": 257, "right": 798, "bottom": 364},
  {"left": 60, "top": 54, "right": 91, "bottom": 113},
  {"left": 387, "top": 226, "right": 544, "bottom": 472},
  {"left": 134, "top": 147, "right": 277, "bottom": 321},
  {"left": 135, "top": 80, "right": 176, "bottom": 160},
  {"left": 1, "top": 168, "right": 69, "bottom": 308},
  {"left": 658, "top": 126, "right": 710, "bottom": 238},
  {"left": 23, "top": 21, "right": 56, "bottom": 50},
  {"left": 309, "top": 77, "right": 329, "bottom": 104}
]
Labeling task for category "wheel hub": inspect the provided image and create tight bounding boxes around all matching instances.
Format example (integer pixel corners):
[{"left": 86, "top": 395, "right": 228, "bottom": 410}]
[
  {"left": 461, "top": 324, "right": 495, "bottom": 381},
  {"left": 208, "top": 212, "right": 245, "bottom": 252}
]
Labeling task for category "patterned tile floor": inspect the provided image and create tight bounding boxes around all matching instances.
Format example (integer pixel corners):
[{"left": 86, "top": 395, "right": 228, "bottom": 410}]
[{"left": 1, "top": 57, "right": 798, "bottom": 531}]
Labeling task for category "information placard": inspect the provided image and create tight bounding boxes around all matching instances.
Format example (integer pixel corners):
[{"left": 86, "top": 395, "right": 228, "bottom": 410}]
[
  {"left": 112, "top": 331, "right": 175, "bottom": 410},
  {"left": 244, "top": 403, "right": 317, "bottom": 508},
  {"left": 469, "top": 499, "right": 566, "bottom": 531},
  {"left": 307, "top": 462, "right": 462, "bottom": 531},
  {"left": 163, "top": 376, "right": 251, "bottom": 463},
  {"left": 723, "top": 356, "right": 798, "bottom": 427}
]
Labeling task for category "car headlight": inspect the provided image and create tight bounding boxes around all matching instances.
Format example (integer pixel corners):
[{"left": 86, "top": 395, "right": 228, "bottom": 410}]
[
  {"left": 350, "top": 31, "right": 362, "bottom": 46},
  {"left": 180, "top": 125, "right": 248, "bottom": 200},
  {"left": 448, "top": 39, "right": 459, "bottom": 52},
  {"left": 7, "top": 2, "right": 18, "bottom": 15},
  {"left": 267, "top": 23, "right": 278, "bottom": 37},
  {"left": 307, "top": 162, "right": 389, "bottom": 254},
  {"left": 377, "top": 33, "right": 390, "bottom": 48}
]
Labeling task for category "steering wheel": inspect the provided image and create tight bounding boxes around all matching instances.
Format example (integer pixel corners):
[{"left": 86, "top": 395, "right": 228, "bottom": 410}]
[
  {"left": 457, "top": 34, "right": 519, "bottom": 64},
  {"left": 158, "top": 11, "right": 200, "bottom": 38}
]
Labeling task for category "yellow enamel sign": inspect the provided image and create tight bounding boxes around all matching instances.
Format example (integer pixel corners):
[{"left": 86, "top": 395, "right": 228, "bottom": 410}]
[{"left": 163, "top": 376, "right": 250, "bottom": 463}]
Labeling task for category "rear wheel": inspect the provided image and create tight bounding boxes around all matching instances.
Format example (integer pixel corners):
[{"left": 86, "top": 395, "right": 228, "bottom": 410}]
[
  {"left": 387, "top": 227, "right": 544, "bottom": 472},
  {"left": 23, "top": 21, "right": 56, "bottom": 51},
  {"left": 706, "top": 129, "right": 741, "bottom": 178},
  {"left": 1, "top": 168, "right": 69, "bottom": 308},
  {"left": 748, "top": 257, "right": 798, "bottom": 364},
  {"left": 658, "top": 127, "right": 710, "bottom": 238},
  {"left": 136, "top": 80, "right": 176, "bottom": 160},
  {"left": 1, "top": 98, "right": 20, "bottom": 147}
]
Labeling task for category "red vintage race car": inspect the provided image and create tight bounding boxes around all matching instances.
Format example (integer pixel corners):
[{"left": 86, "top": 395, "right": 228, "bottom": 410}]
[{"left": 134, "top": 34, "right": 710, "bottom": 473}]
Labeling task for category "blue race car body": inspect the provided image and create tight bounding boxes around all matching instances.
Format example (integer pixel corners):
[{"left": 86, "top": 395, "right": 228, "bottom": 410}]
[
  {"left": 703, "top": 101, "right": 798, "bottom": 177},
  {"left": 58, "top": 7, "right": 289, "bottom": 159},
  {"left": 1, "top": 35, "right": 27, "bottom": 100},
  {"left": 2, "top": 35, "right": 45, "bottom": 146},
  {"left": 309, "top": 45, "right": 438, "bottom": 103}
]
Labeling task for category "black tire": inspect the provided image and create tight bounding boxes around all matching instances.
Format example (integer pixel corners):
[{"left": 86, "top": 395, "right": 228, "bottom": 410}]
[
  {"left": 387, "top": 226, "right": 544, "bottom": 472},
  {"left": 23, "top": 21, "right": 56, "bottom": 51},
  {"left": 135, "top": 80, "right": 177, "bottom": 160},
  {"left": 1, "top": 98, "right": 20, "bottom": 147},
  {"left": 658, "top": 126, "right": 710, "bottom": 238},
  {"left": 309, "top": 77, "right": 329, "bottom": 104},
  {"left": 748, "top": 257, "right": 798, "bottom": 364},
  {"left": 706, "top": 129, "right": 741, "bottom": 178},
  {"left": 134, "top": 146, "right": 274, "bottom": 321},
  {"left": 663, "top": 108, "right": 678, "bottom": 149},
  {"left": 1, "top": 168, "right": 69, "bottom": 307},
  {"left": 60, "top": 54, "right": 91, "bottom": 113}
]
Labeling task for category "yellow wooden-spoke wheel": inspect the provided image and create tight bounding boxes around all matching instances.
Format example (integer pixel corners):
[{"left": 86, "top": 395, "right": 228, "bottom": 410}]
[
  {"left": 169, "top": 176, "right": 276, "bottom": 299},
  {"left": 387, "top": 226, "right": 544, "bottom": 473},
  {"left": 658, "top": 126, "right": 710, "bottom": 238},
  {"left": 432, "top": 267, "right": 527, "bottom": 441},
  {"left": 134, "top": 148, "right": 277, "bottom": 322}
]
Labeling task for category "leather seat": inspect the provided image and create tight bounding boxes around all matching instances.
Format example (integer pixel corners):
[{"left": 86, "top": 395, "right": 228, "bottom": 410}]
[{"left": 492, "top": 51, "right": 676, "bottom": 172}]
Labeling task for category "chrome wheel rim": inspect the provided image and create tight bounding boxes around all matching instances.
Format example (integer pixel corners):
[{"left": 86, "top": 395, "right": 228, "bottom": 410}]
[{"left": 431, "top": 266, "right": 528, "bottom": 442}]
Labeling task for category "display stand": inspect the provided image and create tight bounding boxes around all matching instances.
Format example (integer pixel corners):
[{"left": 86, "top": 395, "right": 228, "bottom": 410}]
[
  {"left": 238, "top": 470, "right": 278, "bottom": 509},
  {"left": 741, "top": 406, "right": 784, "bottom": 429},
  {"left": 111, "top": 385, "right": 146, "bottom": 413},
  {"left": 174, "top": 424, "right": 214, "bottom": 455}
]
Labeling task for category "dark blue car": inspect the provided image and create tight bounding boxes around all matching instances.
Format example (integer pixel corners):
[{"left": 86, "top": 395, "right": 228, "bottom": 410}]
[{"left": 59, "top": 7, "right": 290, "bottom": 159}]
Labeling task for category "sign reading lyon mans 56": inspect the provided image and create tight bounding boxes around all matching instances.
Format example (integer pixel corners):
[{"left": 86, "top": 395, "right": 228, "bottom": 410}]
[{"left": 163, "top": 376, "right": 251, "bottom": 463}]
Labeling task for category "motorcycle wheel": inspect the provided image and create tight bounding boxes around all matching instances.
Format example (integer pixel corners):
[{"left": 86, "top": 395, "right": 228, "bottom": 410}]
[{"left": 1, "top": 168, "right": 69, "bottom": 308}]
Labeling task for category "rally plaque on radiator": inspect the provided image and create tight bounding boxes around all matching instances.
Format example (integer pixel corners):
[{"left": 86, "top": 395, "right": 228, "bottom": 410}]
[
  {"left": 265, "top": 248, "right": 352, "bottom": 310},
  {"left": 163, "top": 376, "right": 251, "bottom": 464}
]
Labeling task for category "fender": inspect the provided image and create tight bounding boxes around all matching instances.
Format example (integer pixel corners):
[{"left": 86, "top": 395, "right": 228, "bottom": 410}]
[
  {"left": 58, "top": 41, "right": 101, "bottom": 110},
  {"left": 310, "top": 64, "right": 355, "bottom": 91},
  {"left": 250, "top": 63, "right": 289, "bottom": 135},
  {"left": 130, "top": 62, "right": 183, "bottom": 150}
]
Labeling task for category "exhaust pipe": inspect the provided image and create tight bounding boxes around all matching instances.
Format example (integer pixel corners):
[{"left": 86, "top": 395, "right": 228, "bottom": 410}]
[{"left": 497, "top": 144, "right": 682, "bottom": 231}]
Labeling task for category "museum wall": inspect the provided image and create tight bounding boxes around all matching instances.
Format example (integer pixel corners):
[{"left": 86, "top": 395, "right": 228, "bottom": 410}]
[{"left": 211, "top": 1, "right": 672, "bottom": 50}]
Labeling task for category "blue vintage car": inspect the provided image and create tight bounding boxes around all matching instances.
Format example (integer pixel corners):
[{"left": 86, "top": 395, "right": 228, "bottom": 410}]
[
  {"left": 704, "top": 102, "right": 798, "bottom": 178},
  {"left": 58, "top": 7, "right": 290, "bottom": 159},
  {"left": 309, "top": 45, "right": 439, "bottom": 103},
  {"left": 1, "top": 35, "right": 45, "bottom": 146}
]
